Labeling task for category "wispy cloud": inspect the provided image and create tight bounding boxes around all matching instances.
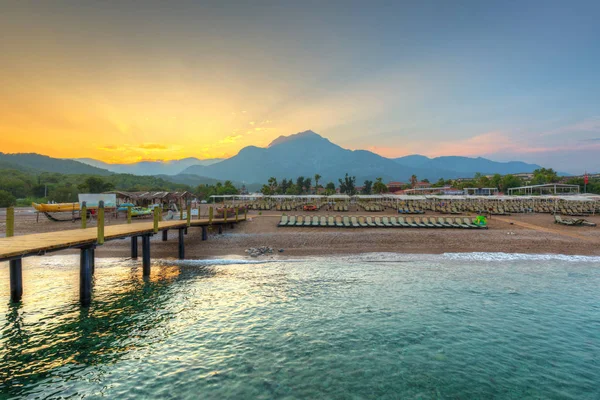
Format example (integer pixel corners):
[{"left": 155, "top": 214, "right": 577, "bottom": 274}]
[{"left": 219, "top": 135, "right": 243, "bottom": 144}]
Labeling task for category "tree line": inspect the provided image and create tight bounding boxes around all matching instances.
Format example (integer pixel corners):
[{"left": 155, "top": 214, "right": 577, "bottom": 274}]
[{"left": 0, "top": 168, "right": 241, "bottom": 207}]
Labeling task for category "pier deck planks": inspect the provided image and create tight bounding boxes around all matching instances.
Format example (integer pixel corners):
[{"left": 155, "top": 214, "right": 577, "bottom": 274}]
[{"left": 0, "top": 217, "right": 244, "bottom": 261}]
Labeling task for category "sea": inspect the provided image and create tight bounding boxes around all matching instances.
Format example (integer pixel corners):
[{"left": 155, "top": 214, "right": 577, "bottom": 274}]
[{"left": 1, "top": 253, "right": 599, "bottom": 399}]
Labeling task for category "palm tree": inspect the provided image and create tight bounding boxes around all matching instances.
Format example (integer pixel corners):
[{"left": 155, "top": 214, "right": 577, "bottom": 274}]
[
  {"left": 410, "top": 175, "right": 417, "bottom": 188},
  {"left": 314, "top": 174, "right": 321, "bottom": 193}
]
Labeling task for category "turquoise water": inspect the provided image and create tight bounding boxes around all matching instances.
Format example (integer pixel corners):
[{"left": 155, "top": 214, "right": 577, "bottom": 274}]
[{"left": 1, "top": 253, "right": 599, "bottom": 399}]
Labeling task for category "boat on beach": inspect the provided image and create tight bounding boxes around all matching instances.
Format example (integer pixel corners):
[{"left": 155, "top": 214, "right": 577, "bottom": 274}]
[{"left": 32, "top": 202, "right": 80, "bottom": 212}]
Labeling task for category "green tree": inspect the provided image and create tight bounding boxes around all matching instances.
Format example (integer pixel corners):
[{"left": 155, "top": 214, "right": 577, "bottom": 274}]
[
  {"left": 361, "top": 180, "right": 373, "bottom": 194},
  {"left": 0, "top": 190, "right": 16, "bottom": 207},
  {"left": 410, "top": 175, "right": 417, "bottom": 188},
  {"left": 324, "top": 182, "right": 336, "bottom": 195},
  {"left": 79, "top": 176, "right": 114, "bottom": 193},
  {"left": 531, "top": 168, "right": 559, "bottom": 185},
  {"left": 500, "top": 175, "right": 523, "bottom": 192},
  {"left": 314, "top": 174, "right": 321, "bottom": 192},
  {"left": 338, "top": 173, "right": 356, "bottom": 195},
  {"left": 372, "top": 177, "right": 388, "bottom": 194}
]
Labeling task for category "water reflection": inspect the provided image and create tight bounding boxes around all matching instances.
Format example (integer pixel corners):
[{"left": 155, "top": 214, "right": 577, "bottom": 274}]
[{"left": 0, "top": 257, "right": 218, "bottom": 397}]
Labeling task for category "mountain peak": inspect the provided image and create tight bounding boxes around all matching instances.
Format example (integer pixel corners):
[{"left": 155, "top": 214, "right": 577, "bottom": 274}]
[{"left": 268, "top": 130, "right": 324, "bottom": 147}]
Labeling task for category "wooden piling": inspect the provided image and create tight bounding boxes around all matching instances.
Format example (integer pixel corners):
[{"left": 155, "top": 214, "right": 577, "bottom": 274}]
[
  {"left": 202, "top": 225, "right": 208, "bottom": 240},
  {"left": 9, "top": 259, "right": 23, "bottom": 303},
  {"left": 97, "top": 201, "right": 105, "bottom": 245},
  {"left": 162, "top": 230, "right": 168, "bottom": 241},
  {"left": 244, "top": 207, "right": 247, "bottom": 219},
  {"left": 153, "top": 207, "right": 159, "bottom": 234},
  {"left": 209, "top": 206, "right": 213, "bottom": 224},
  {"left": 142, "top": 234, "right": 151, "bottom": 276},
  {"left": 224, "top": 208, "right": 228, "bottom": 223},
  {"left": 180, "top": 207, "right": 183, "bottom": 222},
  {"left": 6, "top": 206, "right": 14, "bottom": 237},
  {"left": 90, "top": 247, "right": 95, "bottom": 275},
  {"left": 186, "top": 203, "right": 191, "bottom": 227},
  {"left": 81, "top": 202, "right": 87, "bottom": 229},
  {"left": 127, "top": 206, "right": 132, "bottom": 224},
  {"left": 159, "top": 205, "right": 163, "bottom": 221},
  {"left": 218, "top": 225, "right": 223, "bottom": 234},
  {"left": 80, "top": 246, "right": 93, "bottom": 306},
  {"left": 178, "top": 228, "right": 185, "bottom": 259},
  {"left": 235, "top": 207, "right": 239, "bottom": 222},
  {"left": 131, "top": 236, "right": 138, "bottom": 259}
]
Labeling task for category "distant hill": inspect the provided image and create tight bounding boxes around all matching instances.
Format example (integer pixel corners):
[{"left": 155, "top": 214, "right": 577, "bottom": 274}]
[
  {"left": 75, "top": 157, "right": 223, "bottom": 175},
  {"left": 0, "top": 153, "right": 112, "bottom": 175},
  {"left": 181, "top": 130, "right": 456, "bottom": 184},
  {"left": 393, "top": 155, "right": 542, "bottom": 177}
]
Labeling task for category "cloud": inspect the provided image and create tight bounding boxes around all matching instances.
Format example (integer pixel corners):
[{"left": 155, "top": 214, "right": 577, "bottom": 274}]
[
  {"left": 137, "top": 143, "right": 169, "bottom": 150},
  {"left": 540, "top": 117, "right": 600, "bottom": 137},
  {"left": 219, "top": 135, "right": 243, "bottom": 144},
  {"left": 580, "top": 137, "right": 600, "bottom": 142}
]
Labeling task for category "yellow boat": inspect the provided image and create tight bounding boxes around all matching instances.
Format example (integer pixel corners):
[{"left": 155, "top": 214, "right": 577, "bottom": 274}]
[{"left": 32, "top": 202, "right": 80, "bottom": 212}]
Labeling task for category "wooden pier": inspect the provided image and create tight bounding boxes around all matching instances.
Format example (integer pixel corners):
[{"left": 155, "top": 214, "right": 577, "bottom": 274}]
[{"left": 1, "top": 204, "right": 246, "bottom": 306}]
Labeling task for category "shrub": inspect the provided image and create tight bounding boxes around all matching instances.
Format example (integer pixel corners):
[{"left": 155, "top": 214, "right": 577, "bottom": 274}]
[{"left": 0, "top": 190, "right": 17, "bottom": 207}]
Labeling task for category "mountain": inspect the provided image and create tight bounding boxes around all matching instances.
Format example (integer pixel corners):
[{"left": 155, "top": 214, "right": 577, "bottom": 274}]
[
  {"left": 180, "top": 130, "right": 457, "bottom": 184},
  {"left": 0, "top": 153, "right": 112, "bottom": 175},
  {"left": 75, "top": 157, "right": 223, "bottom": 175},
  {"left": 180, "top": 130, "right": 548, "bottom": 184},
  {"left": 393, "top": 155, "right": 541, "bottom": 177}
]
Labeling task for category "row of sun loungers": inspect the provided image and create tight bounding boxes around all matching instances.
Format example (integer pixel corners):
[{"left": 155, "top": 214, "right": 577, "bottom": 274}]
[
  {"left": 397, "top": 208, "right": 425, "bottom": 214},
  {"left": 278, "top": 215, "right": 487, "bottom": 229}
]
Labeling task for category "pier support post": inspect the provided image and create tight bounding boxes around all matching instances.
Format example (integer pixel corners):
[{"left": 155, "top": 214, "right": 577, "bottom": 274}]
[
  {"left": 178, "top": 228, "right": 185, "bottom": 259},
  {"left": 131, "top": 236, "right": 138, "bottom": 259},
  {"left": 162, "top": 230, "right": 168, "bottom": 241},
  {"left": 97, "top": 201, "right": 105, "bottom": 245},
  {"left": 202, "top": 226, "right": 208, "bottom": 241},
  {"left": 142, "top": 234, "right": 151, "bottom": 276},
  {"left": 90, "top": 247, "right": 95, "bottom": 275},
  {"left": 80, "top": 247, "right": 93, "bottom": 307},
  {"left": 9, "top": 259, "right": 23, "bottom": 303},
  {"left": 218, "top": 225, "right": 223, "bottom": 234}
]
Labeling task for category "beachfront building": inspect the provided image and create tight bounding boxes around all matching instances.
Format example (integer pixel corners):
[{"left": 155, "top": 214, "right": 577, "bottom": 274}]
[
  {"left": 413, "top": 181, "right": 431, "bottom": 189},
  {"left": 387, "top": 181, "right": 405, "bottom": 192}
]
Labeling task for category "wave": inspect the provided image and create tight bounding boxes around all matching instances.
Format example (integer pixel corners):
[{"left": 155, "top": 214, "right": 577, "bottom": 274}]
[{"left": 443, "top": 252, "right": 600, "bottom": 263}]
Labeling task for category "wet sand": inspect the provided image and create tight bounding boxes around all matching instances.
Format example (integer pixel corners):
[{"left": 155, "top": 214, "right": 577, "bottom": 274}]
[{"left": 2, "top": 207, "right": 599, "bottom": 258}]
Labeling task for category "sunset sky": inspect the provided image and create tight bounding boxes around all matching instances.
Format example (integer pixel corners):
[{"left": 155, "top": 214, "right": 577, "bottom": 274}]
[{"left": 1, "top": 1, "right": 599, "bottom": 173}]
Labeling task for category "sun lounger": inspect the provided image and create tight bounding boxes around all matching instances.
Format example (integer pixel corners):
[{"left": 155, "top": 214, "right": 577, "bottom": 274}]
[
  {"left": 429, "top": 217, "right": 443, "bottom": 228},
  {"left": 343, "top": 216, "right": 351, "bottom": 227},
  {"left": 359, "top": 217, "right": 368, "bottom": 227},
  {"left": 397, "top": 216, "right": 409, "bottom": 227},
  {"left": 389, "top": 216, "right": 400, "bottom": 227},
  {"left": 422, "top": 217, "right": 434, "bottom": 228},
  {"left": 320, "top": 216, "right": 327, "bottom": 226},
  {"left": 299, "top": 216, "right": 307, "bottom": 226},
  {"left": 366, "top": 216, "right": 376, "bottom": 227},
  {"left": 351, "top": 216, "right": 360, "bottom": 228},
  {"left": 336, "top": 216, "right": 344, "bottom": 227},
  {"left": 287, "top": 215, "right": 296, "bottom": 226},
  {"left": 374, "top": 217, "right": 384, "bottom": 227},
  {"left": 446, "top": 217, "right": 460, "bottom": 228},
  {"left": 463, "top": 217, "right": 479, "bottom": 229},
  {"left": 312, "top": 216, "right": 320, "bottom": 226},
  {"left": 405, "top": 217, "right": 418, "bottom": 227},
  {"left": 328, "top": 216, "right": 335, "bottom": 227},
  {"left": 382, "top": 217, "right": 393, "bottom": 227},
  {"left": 278, "top": 215, "right": 288, "bottom": 226},
  {"left": 438, "top": 217, "right": 451, "bottom": 228},
  {"left": 455, "top": 217, "right": 470, "bottom": 228},
  {"left": 412, "top": 217, "right": 426, "bottom": 228}
]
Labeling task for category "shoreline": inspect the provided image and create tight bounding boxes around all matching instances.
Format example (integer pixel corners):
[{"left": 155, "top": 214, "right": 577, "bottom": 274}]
[{"left": 3, "top": 208, "right": 600, "bottom": 260}]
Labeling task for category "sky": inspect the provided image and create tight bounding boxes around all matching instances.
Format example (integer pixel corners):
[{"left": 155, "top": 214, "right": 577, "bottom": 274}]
[{"left": 1, "top": 0, "right": 599, "bottom": 173}]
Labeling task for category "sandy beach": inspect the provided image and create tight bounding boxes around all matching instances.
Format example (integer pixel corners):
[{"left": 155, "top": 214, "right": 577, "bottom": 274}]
[{"left": 2, "top": 206, "right": 599, "bottom": 259}]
